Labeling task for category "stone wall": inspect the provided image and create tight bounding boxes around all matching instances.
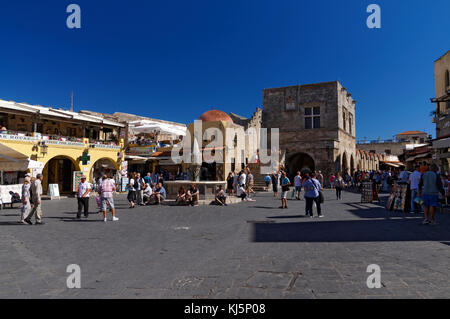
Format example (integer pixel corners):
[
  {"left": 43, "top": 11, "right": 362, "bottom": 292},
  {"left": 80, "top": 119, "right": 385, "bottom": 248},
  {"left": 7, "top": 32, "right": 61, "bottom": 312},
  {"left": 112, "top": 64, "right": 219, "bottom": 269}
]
[{"left": 262, "top": 81, "right": 364, "bottom": 178}]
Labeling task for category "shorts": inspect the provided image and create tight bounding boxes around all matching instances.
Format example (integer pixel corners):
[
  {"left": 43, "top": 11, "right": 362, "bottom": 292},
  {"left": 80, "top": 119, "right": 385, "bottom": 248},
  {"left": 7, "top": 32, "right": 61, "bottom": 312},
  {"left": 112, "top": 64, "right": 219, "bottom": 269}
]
[
  {"left": 281, "top": 191, "right": 288, "bottom": 199},
  {"left": 295, "top": 186, "right": 302, "bottom": 192},
  {"left": 101, "top": 197, "right": 115, "bottom": 211},
  {"left": 423, "top": 194, "right": 438, "bottom": 207}
]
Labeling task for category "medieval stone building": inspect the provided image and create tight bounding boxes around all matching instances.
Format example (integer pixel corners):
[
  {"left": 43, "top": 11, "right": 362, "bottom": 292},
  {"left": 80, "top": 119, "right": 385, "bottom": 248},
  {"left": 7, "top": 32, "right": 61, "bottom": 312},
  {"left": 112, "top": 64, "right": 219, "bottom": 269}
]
[{"left": 262, "top": 81, "right": 368, "bottom": 178}]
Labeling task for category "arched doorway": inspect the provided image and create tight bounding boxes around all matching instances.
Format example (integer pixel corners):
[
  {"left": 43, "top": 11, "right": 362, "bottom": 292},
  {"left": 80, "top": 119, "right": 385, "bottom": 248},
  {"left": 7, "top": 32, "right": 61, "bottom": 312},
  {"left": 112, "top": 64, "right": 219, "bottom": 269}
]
[
  {"left": 287, "top": 153, "right": 315, "bottom": 176},
  {"left": 342, "top": 152, "right": 348, "bottom": 175},
  {"left": 350, "top": 155, "right": 355, "bottom": 175},
  {"left": 200, "top": 162, "right": 217, "bottom": 181},
  {"left": 43, "top": 156, "right": 80, "bottom": 194},
  {"left": 91, "top": 158, "right": 118, "bottom": 182}
]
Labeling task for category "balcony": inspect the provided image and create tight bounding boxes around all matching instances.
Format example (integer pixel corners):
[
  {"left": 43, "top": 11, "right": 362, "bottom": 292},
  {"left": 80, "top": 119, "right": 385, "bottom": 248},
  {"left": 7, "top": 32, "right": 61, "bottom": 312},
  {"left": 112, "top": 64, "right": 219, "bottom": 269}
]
[{"left": 0, "top": 130, "right": 121, "bottom": 149}]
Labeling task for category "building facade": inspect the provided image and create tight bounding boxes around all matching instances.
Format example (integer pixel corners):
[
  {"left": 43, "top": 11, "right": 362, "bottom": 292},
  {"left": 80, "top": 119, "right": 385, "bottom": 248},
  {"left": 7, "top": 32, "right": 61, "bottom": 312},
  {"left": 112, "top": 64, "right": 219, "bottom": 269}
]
[
  {"left": 431, "top": 50, "right": 450, "bottom": 172},
  {"left": 262, "top": 81, "right": 375, "bottom": 177},
  {"left": 0, "top": 99, "right": 125, "bottom": 194}
]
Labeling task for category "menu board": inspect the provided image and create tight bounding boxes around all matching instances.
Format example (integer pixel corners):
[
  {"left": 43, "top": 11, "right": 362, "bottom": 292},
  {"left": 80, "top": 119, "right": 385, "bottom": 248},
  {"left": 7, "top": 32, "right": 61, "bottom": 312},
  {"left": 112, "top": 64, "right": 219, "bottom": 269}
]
[
  {"left": 393, "top": 184, "right": 409, "bottom": 212},
  {"left": 49, "top": 184, "right": 60, "bottom": 197},
  {"left": 361, "top": 182, "right": 373, "bottom": 203},
  {"left": 73, "top": 171, "right": 84, "bottom": 192}
]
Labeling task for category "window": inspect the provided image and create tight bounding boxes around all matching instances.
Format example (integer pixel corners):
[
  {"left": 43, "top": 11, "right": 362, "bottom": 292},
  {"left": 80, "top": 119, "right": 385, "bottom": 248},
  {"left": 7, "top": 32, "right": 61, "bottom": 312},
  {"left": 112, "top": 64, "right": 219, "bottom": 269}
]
[
  {"left": 349, "top": 114, "right": 353, "bottom": 135},
  {"left": 446, "top": 70, "right": 450, "bottom": 88},
  {"left": 343, "top": 113, "right": 347, "bottom": 131},
  {"left": 305, "top": 107, "right": 320, "bottom": 129}
]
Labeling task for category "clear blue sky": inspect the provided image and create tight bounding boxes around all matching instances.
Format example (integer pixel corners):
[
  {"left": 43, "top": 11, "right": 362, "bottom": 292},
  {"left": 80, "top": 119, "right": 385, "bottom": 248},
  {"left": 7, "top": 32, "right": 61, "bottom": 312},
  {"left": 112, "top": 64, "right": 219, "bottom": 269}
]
[{"left": 0, "top": 0, "right": 448, "bottom": 140}]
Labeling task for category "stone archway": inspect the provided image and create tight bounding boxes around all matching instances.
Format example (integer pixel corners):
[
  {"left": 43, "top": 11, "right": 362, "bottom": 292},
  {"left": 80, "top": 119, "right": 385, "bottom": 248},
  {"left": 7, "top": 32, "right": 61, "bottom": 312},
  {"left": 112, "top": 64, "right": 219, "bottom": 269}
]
[
  {"left": 43, "top": 155, "right": 80, "bottom": 194},
  {"left": 350, "top": 154, "right": 355, "bottom": 175},
  {"left": 342, "top": 152, "right": 349, "bottom": 175},
  {"left": 91, "top": 157, "right": 118, "bottom": 182},
  {"left": 287, "top": 152, "right": 315, "bottom": 176}
]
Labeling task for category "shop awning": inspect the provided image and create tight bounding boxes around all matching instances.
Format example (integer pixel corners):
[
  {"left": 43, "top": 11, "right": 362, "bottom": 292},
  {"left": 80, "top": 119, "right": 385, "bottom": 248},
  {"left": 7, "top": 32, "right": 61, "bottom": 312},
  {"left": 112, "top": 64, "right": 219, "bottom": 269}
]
[
  {"left": 125, "top": 155, "right": 149, "bottom": 164},
  {"left": 0, "top": 144, "right": 44, "bottom": 171},
  {"left": 433, "top": 137, "right": 450, "bottom": 149},
  {"left": 406, "top": 153, "right": 430, "bottom": 162}
]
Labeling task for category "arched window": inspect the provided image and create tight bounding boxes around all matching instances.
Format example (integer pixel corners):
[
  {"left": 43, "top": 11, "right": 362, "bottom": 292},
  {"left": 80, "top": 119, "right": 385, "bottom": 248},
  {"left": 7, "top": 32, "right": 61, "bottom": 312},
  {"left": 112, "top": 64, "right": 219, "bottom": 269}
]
[{"left": 446, "top": 70, "right": 450, "bottom": 88}]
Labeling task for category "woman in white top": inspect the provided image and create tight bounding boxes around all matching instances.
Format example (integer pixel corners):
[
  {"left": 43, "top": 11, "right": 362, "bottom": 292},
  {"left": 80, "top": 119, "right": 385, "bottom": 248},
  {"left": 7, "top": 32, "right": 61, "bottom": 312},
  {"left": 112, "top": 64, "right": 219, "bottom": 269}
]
[{"left": 143, "top": 183, "right": 152, "bottom": 205}]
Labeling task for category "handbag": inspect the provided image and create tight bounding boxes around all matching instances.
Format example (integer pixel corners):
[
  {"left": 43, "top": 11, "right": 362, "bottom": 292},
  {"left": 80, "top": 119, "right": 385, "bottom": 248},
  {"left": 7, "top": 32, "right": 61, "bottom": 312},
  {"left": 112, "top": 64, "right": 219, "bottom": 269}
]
[{"left": 312, "top": 179, "right": 324, "bottom": 204}]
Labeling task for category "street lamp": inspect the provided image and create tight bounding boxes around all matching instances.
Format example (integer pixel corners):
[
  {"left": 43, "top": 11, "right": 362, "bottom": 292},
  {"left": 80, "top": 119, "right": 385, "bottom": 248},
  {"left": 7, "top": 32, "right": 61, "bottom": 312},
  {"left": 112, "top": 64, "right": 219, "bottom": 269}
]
[{"left": 38, "top": 141, "right": 48, "bottom": 156}]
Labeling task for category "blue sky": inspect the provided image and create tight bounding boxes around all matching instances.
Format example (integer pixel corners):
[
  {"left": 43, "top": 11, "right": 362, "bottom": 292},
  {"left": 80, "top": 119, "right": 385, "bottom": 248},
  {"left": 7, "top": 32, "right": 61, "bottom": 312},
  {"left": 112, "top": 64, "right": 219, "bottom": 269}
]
[{"left": 0, "top": 0, "right": 448, "bottom": 140}]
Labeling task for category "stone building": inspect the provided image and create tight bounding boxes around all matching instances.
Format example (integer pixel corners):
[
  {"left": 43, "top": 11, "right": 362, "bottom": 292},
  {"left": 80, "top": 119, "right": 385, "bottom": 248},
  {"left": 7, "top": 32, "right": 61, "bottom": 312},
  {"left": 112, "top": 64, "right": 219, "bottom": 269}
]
[
  {"left": 262, "top": 81, "right": 378, "bottom": 177},
  {"left": 357, "top": 131, "right": 430, "bottom": 156},
  {"left": 431, "top": 50, "right": 450, "bottom": 172}
]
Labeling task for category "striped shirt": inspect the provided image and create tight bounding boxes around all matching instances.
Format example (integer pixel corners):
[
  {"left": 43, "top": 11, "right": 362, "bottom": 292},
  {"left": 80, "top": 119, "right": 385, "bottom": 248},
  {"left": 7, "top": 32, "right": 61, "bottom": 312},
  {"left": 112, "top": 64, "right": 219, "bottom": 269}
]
[{"left": 100, "top": 178, "right": 115, "bottom": 198}]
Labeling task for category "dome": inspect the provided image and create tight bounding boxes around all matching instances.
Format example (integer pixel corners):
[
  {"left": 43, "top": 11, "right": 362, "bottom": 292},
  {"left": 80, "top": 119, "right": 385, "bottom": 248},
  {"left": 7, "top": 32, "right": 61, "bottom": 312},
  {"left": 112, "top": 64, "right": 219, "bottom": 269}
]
[{"left": 199, "top": 110, "right": 233, "bottom": 123}]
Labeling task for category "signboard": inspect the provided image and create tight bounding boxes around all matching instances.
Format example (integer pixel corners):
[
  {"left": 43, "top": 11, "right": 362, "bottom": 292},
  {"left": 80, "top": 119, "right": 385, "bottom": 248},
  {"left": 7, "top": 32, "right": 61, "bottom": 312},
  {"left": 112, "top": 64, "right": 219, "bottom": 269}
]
[
  {"left": 48, "top": 184, "right": 60, "bottom": 197},
  {"left": 121, "top": 161, "right": 128, "bottom": 176},
  {"left": 73, "top": 171, "right": 84, "bottom": 192},
  {"left": 129, "top": 146, "right": 157, "bottom": 156},
  {"left": 121, "top": 177, "right": 129, "bottom": 192}
]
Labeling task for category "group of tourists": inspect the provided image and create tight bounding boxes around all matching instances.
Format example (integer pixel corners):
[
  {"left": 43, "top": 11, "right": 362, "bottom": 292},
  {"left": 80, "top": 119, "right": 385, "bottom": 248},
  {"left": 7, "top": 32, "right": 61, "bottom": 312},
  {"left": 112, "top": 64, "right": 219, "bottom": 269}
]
[
  {"left": 265, "top": 168, "right": 325, "bottom": 217},
  {"left": 226, "top": 169, "right": 256, "bottom": 202},
  {"left": 126, "top": 172, "right": 167, "bottom": 207}
]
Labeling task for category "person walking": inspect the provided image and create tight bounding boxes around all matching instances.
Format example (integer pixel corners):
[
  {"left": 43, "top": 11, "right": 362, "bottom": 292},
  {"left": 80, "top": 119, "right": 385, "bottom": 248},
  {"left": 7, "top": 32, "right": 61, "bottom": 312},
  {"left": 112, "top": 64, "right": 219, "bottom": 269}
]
[
  {"left": 271, "top": 172, "right": 279, "bottom": 197},
  {"left": 316, "top": 171, "right": 324, "bottom": 187},
  {"left": 127, "top": 172, "right": 137, "bottom": 208},
  {"left": 99, "top": 174, "right": 119, "bottom": 222},
  {"left": 134, "top": 173, "right": 144, "bottom": 205},
  {"left": 409, "top": 165, "right": 422, "bottom": 214},
  {"left": 247, "top": 170, "right": 255, "bottom": 198},
  {"left": 20, "top": 176, "right": 31, "bottom": 224},
  {"left": 294, "top": 171, "right": 302, "bottom": 200},
  {"left": 280, "top": 172, "right": 291, "bottom": 209},
  {"left": 419, "top": 164, "right": 444, "bottom": 225},
  {"left": 76, "top": 175, "right": 92, "bottom": 219},
  {"left": 334, "top": 172, "right": 345, "bottom": 200},
  {"left": 24, "top": 174, "right": 44, "bottom": 225},
  {"left": 303, "top": 173, "right": 323, "bottom": 218}
]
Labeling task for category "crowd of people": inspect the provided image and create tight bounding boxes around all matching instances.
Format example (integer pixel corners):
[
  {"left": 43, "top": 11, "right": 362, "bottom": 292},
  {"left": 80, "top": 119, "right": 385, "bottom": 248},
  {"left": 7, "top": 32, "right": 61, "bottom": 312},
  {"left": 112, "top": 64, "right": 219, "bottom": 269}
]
[{"left": 15, "top": 160, "right": 449, "bottom": 226}]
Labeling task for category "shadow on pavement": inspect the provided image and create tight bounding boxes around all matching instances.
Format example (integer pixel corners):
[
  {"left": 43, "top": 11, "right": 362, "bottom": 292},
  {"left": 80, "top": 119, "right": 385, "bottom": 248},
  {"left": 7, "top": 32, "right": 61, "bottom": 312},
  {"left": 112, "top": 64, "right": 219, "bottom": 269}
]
[{"left": 252, "top": 218, "right": 449, "bottom": 243}]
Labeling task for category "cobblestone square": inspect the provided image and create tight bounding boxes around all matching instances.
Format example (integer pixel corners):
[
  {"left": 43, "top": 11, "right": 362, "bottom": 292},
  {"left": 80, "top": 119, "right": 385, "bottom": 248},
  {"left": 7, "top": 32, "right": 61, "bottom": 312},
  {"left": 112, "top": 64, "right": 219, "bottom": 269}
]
[{"left": 1, "top": 190, "right": 450, "bottom": 299}]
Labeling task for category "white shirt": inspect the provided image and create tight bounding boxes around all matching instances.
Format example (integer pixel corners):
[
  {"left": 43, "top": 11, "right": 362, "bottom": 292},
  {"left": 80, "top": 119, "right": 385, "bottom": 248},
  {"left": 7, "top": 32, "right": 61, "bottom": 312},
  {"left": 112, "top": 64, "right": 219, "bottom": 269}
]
[
  {"left": 78, "top": 181, "right": 91, "bottom": 198},
  {"left": 409, "top": 171, "right": 422, "bottom": 190},
  {"left": 294, "top": 175, "right": 302, "bottom": 187},
  {"left": 239, "top": 173, "right": 247, "bottom": 185},
  {"left": 237, "top": 186, "right": 246, "bottom": 196},
  {"left": 143, "top": 185, "right": 152, "bottom": 196}
]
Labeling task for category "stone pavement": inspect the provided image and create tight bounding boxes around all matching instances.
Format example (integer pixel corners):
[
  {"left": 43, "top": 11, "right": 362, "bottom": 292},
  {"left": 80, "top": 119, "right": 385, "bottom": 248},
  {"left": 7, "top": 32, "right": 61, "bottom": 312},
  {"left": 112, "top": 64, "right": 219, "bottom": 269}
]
[{"left": 1, "top": 190, "right": 450, "bottom": 299}]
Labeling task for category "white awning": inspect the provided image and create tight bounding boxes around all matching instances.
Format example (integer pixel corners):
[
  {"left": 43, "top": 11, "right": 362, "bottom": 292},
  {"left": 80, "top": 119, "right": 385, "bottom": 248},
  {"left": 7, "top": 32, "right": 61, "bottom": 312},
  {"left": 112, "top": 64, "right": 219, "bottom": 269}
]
[
  {"left": 130, "top": 120, "right": 186, "bottom": 137},
  {"left": 0, "top": 144, "right": 44, "bottom": 171},
  {"left": 433, "top": 137, "right": 450, "bottom": 149}
]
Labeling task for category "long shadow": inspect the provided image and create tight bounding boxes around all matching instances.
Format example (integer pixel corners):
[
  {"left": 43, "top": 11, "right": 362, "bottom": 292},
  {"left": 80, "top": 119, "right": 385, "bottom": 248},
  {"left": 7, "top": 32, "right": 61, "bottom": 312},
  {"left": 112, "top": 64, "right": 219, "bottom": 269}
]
[
  {"left": 0, "top": 221, "right": 26, "bottom": 226},
  {"left": 266, "top": 215, "right": 308, "bottom": 219},
  {"left": 248, "top": 206, "right": 280, "bottom": 210},
  {"left": 252, "top": 217, "right": 450, "bottom": 243}
]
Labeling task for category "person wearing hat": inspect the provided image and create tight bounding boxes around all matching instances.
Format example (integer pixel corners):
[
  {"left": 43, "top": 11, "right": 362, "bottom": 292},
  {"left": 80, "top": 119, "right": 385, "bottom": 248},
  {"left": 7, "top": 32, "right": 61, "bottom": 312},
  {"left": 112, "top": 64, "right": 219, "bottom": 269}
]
[{"left": 77, "top": 175, "right": 92, "bottom": 219}]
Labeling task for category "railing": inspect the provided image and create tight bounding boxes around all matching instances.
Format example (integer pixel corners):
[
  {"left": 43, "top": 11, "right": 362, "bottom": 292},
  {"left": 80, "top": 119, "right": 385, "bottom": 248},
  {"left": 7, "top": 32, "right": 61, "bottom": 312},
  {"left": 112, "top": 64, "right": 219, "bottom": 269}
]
[
  {"left": 90, "top": 143, "right": 121, "bottom": 150},
  {"left": 0, "top": 131, "right": 120, "bottom": 149}
]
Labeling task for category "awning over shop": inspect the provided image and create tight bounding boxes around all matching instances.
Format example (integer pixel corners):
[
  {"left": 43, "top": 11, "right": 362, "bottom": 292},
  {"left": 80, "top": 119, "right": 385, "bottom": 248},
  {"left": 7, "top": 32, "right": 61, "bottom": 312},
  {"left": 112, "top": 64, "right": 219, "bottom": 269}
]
[
  {"left": 125, "top": 155, "right": 149, "bottom": 164},
  {"left": 406, "top": 153, "right": 430, "bottom": 162},
  {"left": 433, "top": 137, "right": 450, "bottom": 149},
  {"left": 0, "top": 144, "right": 44, "bottom": 171}
]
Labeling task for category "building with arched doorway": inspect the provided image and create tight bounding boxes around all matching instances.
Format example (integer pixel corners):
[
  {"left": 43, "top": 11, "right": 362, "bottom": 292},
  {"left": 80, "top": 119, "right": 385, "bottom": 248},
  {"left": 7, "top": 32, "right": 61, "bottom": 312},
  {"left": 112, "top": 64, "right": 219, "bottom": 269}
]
[
  {"left": 262, "top": 81, "right": 360, "bottom": 179},
  {"left": 0, "top": 99, "right": 125, "bottom": 194}
]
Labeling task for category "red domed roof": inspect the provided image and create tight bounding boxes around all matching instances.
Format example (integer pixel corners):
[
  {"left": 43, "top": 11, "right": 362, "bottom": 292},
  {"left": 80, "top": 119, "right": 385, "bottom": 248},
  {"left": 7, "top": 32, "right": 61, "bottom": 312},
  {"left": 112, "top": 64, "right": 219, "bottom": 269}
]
[{"left": 199, "top": 110, "right": 233, "bottom": 123}]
